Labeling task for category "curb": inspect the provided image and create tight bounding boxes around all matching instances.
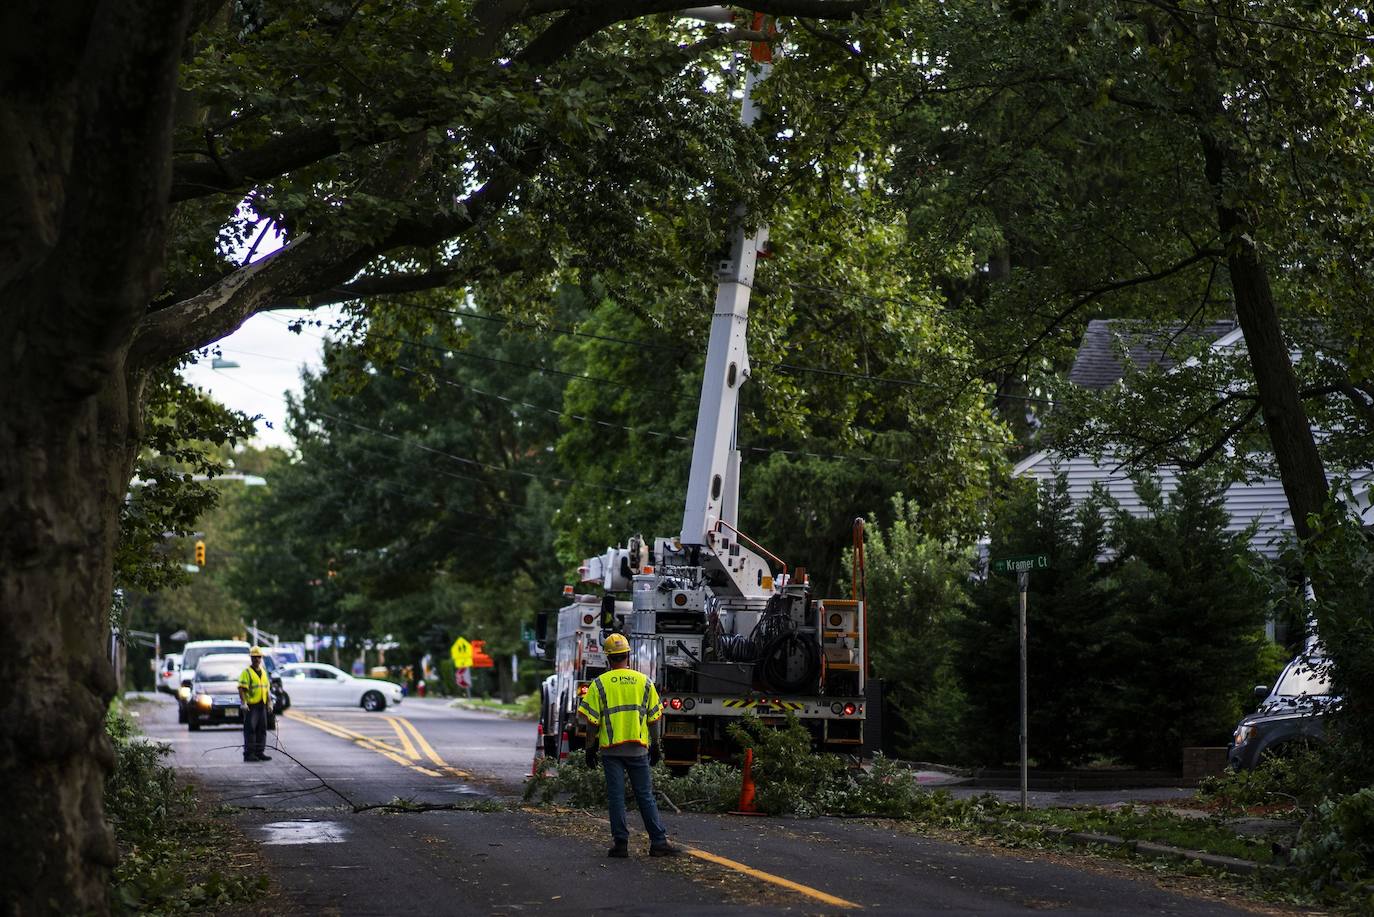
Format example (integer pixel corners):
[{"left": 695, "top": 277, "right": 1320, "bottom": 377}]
[
  {"left": 1039, "top": 826, "right": 1286, "bottom": 877},
  {"left": 447, "top": 700, "right": 537, "bottom": 720}
]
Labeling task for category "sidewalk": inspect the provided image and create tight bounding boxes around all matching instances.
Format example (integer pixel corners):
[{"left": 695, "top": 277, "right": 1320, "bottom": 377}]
[{"left": 903, "top": 764, "right": 1198, "bottom": 808}]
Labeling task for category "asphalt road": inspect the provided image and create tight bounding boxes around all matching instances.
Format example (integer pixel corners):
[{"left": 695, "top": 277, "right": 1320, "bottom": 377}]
[{"left": 134, "top": 693, "right": 1272, "bottom": 916}]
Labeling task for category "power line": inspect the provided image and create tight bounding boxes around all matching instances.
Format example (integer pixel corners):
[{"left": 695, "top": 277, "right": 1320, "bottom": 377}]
[
  {"left": 1118, "top": 0, "right": 1374, "bottom": 43},
  {"left": 206, "top": 369, "right": 658, "bottom": 496},
  {"left": 347, "top": 297, "right": 1049, "bottom": 403},
  {"left": 236, "top": 315, "right": 1022, "bottom": 454}
]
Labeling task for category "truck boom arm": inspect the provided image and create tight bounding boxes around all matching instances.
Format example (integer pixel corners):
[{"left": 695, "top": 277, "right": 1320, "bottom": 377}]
[{"left": 680, "top": 64, "right": 770, "bottom": 551}]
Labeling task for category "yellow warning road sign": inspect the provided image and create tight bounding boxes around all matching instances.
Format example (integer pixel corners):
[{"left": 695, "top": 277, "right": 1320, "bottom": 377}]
[{"left": 450, "top": 636, "right": 473, "bottom": 669}]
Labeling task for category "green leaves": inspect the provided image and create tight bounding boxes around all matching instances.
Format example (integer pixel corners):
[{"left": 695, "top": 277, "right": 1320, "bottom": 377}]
[{"left": 117, "top": 366, "right": 256, "bottom": 594}]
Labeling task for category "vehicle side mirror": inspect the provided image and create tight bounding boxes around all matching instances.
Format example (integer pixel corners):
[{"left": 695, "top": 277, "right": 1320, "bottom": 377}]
[
  {"left": 535, "top": 611, "right": 550, "bottom": 642},
  {"left": 1253, "top": 685, "right": 1270, "bottom": 700}
]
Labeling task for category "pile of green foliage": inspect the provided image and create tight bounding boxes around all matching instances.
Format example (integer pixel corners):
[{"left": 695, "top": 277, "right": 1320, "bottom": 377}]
[
  {"left": 1199, "top": 748, "right": 1374, "bottom": 905},
  {"left": 524, "top": 753, "right": 741, "bottom": 814},
  {"left": 105, "top": 703, "right": 265, "bottom": 915},
  {"left": 527, "top": 715, "right": 971, "bottom": 821},
  {"left": 1198, "top": 752, "right": 1324, "bottom": 816},
  {"left": 1294, "top": 788, "right": 1374, "bottom": 907}
]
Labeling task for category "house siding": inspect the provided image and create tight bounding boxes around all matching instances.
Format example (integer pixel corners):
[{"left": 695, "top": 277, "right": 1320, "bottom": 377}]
[{"left": 1013, "top": 451, "right": 1295, "bottom": 560}]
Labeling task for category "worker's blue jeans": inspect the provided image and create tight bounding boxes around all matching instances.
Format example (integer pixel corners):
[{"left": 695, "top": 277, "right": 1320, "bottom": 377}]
[
  {"left": 602, "top": 754, "right": 667, "bottom": 846},
  {"left": 242, "top": 703, "right": 268, "bottom": 760}
]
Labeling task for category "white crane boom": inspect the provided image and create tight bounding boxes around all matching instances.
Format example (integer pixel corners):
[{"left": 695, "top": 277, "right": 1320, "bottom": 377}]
[{"left": 680, "top": 64, "right": 770, "bottom": 552}]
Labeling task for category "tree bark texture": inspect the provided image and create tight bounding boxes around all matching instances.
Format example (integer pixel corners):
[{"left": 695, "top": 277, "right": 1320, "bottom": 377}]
[
  {"left": 1200, "top": 136, "right": 1330, "bottom": 544},
  {"left": 0, "top": 2, "right": 190, "bottom": 913}
]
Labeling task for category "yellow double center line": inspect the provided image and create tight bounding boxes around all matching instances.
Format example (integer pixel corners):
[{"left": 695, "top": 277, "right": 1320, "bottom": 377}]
[
  {"left": 285, "top": 710, "right": 469, "bottom": 779},
  {"left": 289, "top": 712, "right": 854, "bottom": 908}
]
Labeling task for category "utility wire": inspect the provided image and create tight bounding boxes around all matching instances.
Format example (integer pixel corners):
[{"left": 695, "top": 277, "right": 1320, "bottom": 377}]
[
  {"left": 256, "top": 315, "right": 1018, "bottom": 453},
  {"left": 209, "top": 369, "right": 659, "bottom": 496},
  {"left": 1117, "top": 0, "right": 1374, "bottom": 43},
  {"left": 352, "top": 297, "right": 1037, "bottom": 401}
]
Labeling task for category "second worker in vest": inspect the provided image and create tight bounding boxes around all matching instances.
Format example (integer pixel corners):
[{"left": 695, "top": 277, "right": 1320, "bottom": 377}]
[
  {"left": 578, "top": 632, "right": 680, "bottom": 858},
  {"left": 238, "top": 647, "right": 272, "bottom": 763}
]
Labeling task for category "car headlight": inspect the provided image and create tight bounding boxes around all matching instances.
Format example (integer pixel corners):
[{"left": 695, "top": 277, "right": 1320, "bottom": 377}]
[
  {"left": 1233, "top": 724, "right": 1254, "bottom": 747},
  {"left": 195, "top": 693, "right": 213, "bottom": 709},
  {"left": 178, "top": 685, "right": 192, "bottom": 700}
]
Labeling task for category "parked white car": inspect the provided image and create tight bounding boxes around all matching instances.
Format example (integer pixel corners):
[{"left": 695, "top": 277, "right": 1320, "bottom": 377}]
[
  {"left": 157, "top": 653, "right": 182, "bottom": 694},
  {"left": 278, "top": 663, "right": 403, "bottom": 711}
]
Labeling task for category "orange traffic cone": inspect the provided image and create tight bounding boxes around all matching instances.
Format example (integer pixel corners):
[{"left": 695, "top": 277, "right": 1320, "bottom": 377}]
[{"left": 731, "top": 748, "right": 763, "bottom": 816}]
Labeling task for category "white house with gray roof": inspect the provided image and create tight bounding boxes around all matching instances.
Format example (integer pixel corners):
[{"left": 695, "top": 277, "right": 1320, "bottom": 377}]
[{"left": 1015, "top": 320, "right": 1371, "bottom": 562}]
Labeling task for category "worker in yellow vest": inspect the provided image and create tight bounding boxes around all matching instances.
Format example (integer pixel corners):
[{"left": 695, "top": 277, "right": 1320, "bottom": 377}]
[
  {"left": 237, "top": 647, "right": 272, "bottom": 762},
  {"left": 578, "top": 632, "right": 679, "bottom": 858}
]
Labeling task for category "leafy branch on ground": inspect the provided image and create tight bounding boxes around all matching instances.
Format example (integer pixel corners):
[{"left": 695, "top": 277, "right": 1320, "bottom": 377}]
[
  {"left": 526, "top": 715, "right": 1374, "bottom": 909},
  {"left": 106, "top": 702, "right": 267, "bottom": 915}
]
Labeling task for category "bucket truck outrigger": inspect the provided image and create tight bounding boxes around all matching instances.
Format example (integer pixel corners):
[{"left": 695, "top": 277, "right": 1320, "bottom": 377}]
[{"left": 537, "top": 19, "right": 871, "bottom": 768}]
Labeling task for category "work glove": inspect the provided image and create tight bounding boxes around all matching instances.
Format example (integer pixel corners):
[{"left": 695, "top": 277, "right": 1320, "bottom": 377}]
[
  {"left": 584, "top": 744, "right": 598, "bottom": 768},
  {"left": 648, "top": 743, "right": 661, "bottom": 766}
]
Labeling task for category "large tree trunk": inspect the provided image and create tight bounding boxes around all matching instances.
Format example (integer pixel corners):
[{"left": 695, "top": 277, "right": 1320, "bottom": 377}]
[
  {"left": 0, "top": 370, "right": 145, "bottom": 913},
  {"left": 0, "top": 3, "right": 190, "bottom": 912},
  {"left": 1200, "top": 136, "right": 1330, "bottom": 543}
]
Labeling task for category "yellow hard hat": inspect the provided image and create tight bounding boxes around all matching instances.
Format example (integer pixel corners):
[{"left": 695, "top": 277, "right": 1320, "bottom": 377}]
[
  {"left": 603, "top": 633, "right": 630, "bottom": 656},
  {"left": 249, "top": 646, "right": 264, "bottom": 657}
]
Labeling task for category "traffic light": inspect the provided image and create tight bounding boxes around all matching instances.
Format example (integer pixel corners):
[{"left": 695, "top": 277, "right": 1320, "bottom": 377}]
[{"left": 194, "top": 540, "right": 206, "bottom": 566}]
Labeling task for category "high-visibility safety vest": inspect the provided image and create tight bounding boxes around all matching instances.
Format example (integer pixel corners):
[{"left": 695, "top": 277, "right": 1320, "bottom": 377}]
[
  {"left": 577, "top": 667, "right": 662, "bottom": 750},
  {"left": 239, "top": 665, "right": 270, "bottom": 705}
]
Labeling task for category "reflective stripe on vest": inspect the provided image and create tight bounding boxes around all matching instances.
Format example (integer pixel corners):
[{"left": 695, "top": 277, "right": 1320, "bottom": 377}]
[
  {"left": 240, "top": 666, "right": 269, "bottom": 704},
  {"left": 590, "top": 669, "right": 658, "bottom": 749}
]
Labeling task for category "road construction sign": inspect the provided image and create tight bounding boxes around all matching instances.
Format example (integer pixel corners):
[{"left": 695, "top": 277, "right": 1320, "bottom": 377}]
[
  {"left": 471, "top": 639, "right": 495, "bottom": 669},
  {"left": 450, "top": 637, "right": 473, "bottom": 669}
]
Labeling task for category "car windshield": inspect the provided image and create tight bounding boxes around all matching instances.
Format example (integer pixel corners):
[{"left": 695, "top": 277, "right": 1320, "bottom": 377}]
[
  {"left": 1274, "top": 658, "right": 1331, "bottom": 697},
  {"left": 194, "top": 659, "right": 243, "bottom": 682},
  {"left": 183, "top": 645, "right": 248, "bottom": 670}
]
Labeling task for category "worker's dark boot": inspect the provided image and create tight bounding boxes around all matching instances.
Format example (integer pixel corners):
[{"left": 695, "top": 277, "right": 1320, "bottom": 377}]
[
  {"left": 607, "top": 841, "right": 629, "bottom": 858},
  {"left": 649, "top": 843, "right": 681, "bottom": 857}
]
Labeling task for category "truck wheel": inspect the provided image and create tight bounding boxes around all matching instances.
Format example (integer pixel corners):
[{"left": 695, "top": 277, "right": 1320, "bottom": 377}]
[
  {"left": 361, "top": 690, "right": 386, "bottom": 712},
  {"left": 540, "top": 688, "right": 558, "bottom": 757}
]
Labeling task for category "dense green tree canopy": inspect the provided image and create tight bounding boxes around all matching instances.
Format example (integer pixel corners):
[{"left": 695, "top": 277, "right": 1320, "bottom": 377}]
[{"left": 879, "top": 1, "right": 1374, "bottom": 533}]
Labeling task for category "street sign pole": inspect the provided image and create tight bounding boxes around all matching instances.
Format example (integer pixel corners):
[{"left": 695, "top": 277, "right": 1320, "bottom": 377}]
[
  {"left": 1017, "top": 569, "right": 1029, "bottom": 811},
  {"left": 991, "top": 551, "right": 1047, "bottom": 812}
]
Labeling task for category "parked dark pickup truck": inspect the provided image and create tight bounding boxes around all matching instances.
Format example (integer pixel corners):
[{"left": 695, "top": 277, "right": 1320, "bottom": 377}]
[{"left": 1228, "top": 651, "right": 1334, "bottom": 770}]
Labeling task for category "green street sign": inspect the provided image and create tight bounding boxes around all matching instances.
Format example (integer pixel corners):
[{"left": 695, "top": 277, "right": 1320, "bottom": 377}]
[
  {"left": 521, "top": 624, "right": 536, "bottom": 642},
  {"left": 992, "top": 553, "right": 1050, "bottom": 574}
]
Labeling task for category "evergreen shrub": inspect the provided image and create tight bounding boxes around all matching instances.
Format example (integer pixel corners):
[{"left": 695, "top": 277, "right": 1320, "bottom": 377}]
[{"left": 961, "top": 472, "right": 1281, "bottom": 769}]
